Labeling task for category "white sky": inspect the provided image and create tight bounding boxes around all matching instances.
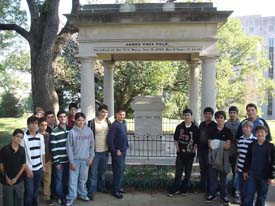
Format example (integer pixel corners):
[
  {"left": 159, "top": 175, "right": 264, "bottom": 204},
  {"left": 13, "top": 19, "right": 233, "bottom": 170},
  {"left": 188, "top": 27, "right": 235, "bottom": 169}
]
[{"left": 22, "top": 0, "right": 275, "bottom": 24}]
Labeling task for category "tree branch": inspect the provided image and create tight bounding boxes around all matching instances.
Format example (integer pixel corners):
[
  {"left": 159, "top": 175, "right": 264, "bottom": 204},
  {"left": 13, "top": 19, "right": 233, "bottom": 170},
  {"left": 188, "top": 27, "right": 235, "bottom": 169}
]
[
  {"left": 0, "top": 23, "right": 30, "bottom": 42},
  {"left": 53, "top": 0, "right": 80, "bottom": 60}
]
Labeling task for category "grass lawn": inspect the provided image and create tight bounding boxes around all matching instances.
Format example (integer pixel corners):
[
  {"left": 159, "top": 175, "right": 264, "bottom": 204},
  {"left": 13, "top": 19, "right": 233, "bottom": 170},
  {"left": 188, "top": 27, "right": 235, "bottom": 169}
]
[
  {"left": 0, "top": 116, "right": 27, "bottom": 148},
  {"left": 0, "top": 117, "right": 274, "bottom": 148}
]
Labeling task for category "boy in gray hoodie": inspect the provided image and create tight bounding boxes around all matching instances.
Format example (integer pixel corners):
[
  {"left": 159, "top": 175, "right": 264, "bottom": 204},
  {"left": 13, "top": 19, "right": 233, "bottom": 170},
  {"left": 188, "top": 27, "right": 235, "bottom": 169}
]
[{"left": 66, "top": 112, "right": 95, "bottom": 206}]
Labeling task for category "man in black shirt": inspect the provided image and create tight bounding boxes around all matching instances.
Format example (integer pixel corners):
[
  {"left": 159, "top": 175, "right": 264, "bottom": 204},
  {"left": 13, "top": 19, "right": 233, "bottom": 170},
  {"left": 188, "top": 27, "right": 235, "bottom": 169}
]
[
  {"left": 168, "top": 108, "right": 199, "bottom": 196},
  {"left": 0, "top": 129, "right": 26, "bottom": 206},
  {"left": 198, "top": 107, "right": 217, "bottom": 193}
]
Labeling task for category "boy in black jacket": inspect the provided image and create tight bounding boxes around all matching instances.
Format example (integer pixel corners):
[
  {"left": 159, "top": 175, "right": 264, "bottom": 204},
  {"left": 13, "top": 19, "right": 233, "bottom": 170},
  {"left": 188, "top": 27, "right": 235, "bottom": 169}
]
[
  {"left": 243, "top": 125, "right": 275, "bottom": 206},
  {"left": 168, "top": 108, "right": 199, "bottom": 196}
]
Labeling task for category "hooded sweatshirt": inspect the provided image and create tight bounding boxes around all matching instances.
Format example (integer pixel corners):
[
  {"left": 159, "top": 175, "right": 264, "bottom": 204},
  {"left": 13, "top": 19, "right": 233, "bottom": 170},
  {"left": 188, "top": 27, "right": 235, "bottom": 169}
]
[{"left": 66, "top": 125, "right": 95, "bottom": 164}]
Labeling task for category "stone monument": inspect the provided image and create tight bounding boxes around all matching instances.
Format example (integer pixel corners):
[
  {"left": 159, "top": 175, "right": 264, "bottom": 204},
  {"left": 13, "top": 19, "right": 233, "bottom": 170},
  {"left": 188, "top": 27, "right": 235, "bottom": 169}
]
[{"left": 131, "top": 96, "right": 165, "bottom": 136}]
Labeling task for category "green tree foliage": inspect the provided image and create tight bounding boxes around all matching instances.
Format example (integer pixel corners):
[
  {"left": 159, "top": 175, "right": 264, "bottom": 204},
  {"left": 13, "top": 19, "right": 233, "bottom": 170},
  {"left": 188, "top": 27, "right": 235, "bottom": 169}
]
[
  {"left": 0, "top": 92, "right": 23, "bottom": 117},
  {"left": 0, "top": 51, "right": 30, "bottom": 93},
  {"left": 114, "top": 61, "right": 177, "bottom": 115},
  {"left": 216, "top": 18, "right": 274, "bottom": 116},
  {"left": 0, "top": 0, "right": 27, "bottom": 50},
  {"left": 163, "top": 62, "right": 189, "bottom": 119}
]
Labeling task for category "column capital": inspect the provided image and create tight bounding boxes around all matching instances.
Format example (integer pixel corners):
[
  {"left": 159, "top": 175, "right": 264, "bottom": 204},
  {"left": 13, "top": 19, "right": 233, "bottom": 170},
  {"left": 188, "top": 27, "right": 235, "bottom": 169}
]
[
  {"left": 102, "top": 60, "right": 115, "bottom": 69},
  {"left": 199, "top": 55, "right": 219, "bottom": 60},
  {"left": 188, "top": 60, "right": 201, "bottom": 69},
  {"left": 77, "top": 55, "right": 97, "bottom": 60}
]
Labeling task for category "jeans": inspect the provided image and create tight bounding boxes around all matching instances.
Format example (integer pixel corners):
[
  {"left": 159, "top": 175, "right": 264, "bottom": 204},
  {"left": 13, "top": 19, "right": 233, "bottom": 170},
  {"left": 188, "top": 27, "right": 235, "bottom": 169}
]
[
  {"left": 198, "top": 149, "right": 209, "bottom": 192},
  {"left": 111, "top": 152, "right": 126, "bottom": 193},
  {"left": 87, "top": 151, "right": 108, "bottom": 195},
  {"left": 208, "top": 165, "right": 228, "bottom": 198},
  {"left": 173, "top": 154, "right": 194, "bottom": 193},
  {"left": 42, "top": 160, "right": 52, "bottom": 200},
  {"left": 230, "top": 155, "right": 238, "bottom": 193},
  {"left": 243, "top": 175, "right": 269, "bottom": 206},
  {"left": 67, "top": 160, "right": 89, "bottom": 201},
  {"left": 24, "top": 169, "right": 43, "bottom": 206},
  {"left": 236, "top": 172, "right": 247, "bottom": 205},
  {"left": 55, "top": 163, "right": 69, "bottom": 199},
  {"left": 3, "top": 181, "right": 24, "bottom": 206}
]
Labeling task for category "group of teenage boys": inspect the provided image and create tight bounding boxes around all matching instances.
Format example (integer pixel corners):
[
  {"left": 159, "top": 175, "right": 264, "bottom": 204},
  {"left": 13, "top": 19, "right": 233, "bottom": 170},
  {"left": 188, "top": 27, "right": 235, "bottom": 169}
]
[
  {"left": 169, "top": 103, "right": 275, "bottom": 206},
  {"left": 0, "top": 103, "right": 128, "bottom": 206}
]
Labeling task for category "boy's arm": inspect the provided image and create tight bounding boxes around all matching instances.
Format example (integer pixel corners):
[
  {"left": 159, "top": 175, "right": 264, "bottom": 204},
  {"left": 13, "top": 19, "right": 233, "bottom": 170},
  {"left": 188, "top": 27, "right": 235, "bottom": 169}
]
[
  {"left": 66, "top": 131, "right": 74, "bottom": 164},
  {"left": 50, "top": 132, "right": 59, "bottom": 165},
  {"left": 107, "top": 124, "right": 116, "bottom": 154},
  {"left": 173, "top": 125, "right": 180, "bottom": 152},
  {"left": 243, "top": 143, "right": 253, "bottom": 173},
  {"left": 269, "top": 143, "right": 275, "bottom": 179},
  {"left": 0, "top": 149, "right": 3, "bottom": 174},
  {"left": 192, "top": 126, "right": 199, "bottom": 153},
  {"left": 263, "top": 119, "right": 272, "bottom": 142},
  {"left": 11, "top": 164, "right": 25, "bottom": 185},
  {"left": 89, "top": 130, "right": 95, "bottom": 162}
]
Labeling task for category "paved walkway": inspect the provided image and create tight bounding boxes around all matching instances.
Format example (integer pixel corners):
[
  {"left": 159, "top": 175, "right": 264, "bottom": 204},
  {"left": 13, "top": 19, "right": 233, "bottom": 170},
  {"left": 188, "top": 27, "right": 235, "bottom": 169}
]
[
  {"left": 1, "top": 184, "right": 275, "bottom": 206},
  {"left": 40, "top": 187, "right": 275, "bottom": 206}
]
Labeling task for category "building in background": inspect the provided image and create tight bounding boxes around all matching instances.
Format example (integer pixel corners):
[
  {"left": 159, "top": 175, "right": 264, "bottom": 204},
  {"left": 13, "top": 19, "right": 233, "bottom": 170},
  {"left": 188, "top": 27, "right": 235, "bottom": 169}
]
[{"left": 237, "top": 15, "right": 275, "bottom": 119}]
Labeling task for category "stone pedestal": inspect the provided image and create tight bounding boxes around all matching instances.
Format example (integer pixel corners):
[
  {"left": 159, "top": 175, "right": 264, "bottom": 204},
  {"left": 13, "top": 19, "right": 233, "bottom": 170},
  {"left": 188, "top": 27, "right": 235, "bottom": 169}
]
[
  {"left": 131, "top": 96, "right": 165, "bottom": 136},
  {"left": 131, "top": 96, "right": 167, "bottom": 156}
]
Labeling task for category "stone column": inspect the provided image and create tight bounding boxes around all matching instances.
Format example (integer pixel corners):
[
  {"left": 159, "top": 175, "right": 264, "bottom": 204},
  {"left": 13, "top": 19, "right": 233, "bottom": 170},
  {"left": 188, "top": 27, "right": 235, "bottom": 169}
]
[
  {"left": 188, "top": 61, "right": 200, "bottom": 123},
  {"left": 103, "top": 61, "right": 115, "bottom": 119},
  {"left": 80, "top": 57, "right": 96, "bottom": 121},
  {"left": 201, "top": 57, "right": 217, "bottom": 119}
]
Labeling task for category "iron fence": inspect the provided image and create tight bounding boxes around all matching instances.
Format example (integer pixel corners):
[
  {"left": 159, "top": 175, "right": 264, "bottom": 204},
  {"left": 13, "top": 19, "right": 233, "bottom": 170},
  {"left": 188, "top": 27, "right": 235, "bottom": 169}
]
[{"left": 127, "top": 133, "right": 176, "bottom": 158}]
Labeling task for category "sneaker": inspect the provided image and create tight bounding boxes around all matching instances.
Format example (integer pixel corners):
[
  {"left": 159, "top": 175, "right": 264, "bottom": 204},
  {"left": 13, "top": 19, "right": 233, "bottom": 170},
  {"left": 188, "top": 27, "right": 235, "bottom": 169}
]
[
  {"left": 206, "top": 195, "right": 217, "bottom": 203},
  {"left": 168, "top": 190, "right": 180, "bottom": 197},
  {"left": 58, "top": 198, "right": 65, "bottom": 206},
  {"left": 78, "top": 195, "right": 90, "bottom": 201},
  {"left": 65, "top": 199, "right": 73, "bottom": 206},
  {"left": 234, "top": 195, "right": 240, "bottom": 204},
  {"left": 221, "top": 196, "right": 230, "bottom": 205},
  {"left": 88, "top": 193, "right": 94, "bottom": 201},
  {"left": 119, "top": 188, "right": 126, "bottom": 194},
  {"left": 112, "top": 192, "right": 123, "bottom": 199},
  {"left": 46, "top": 200, "right": 55, "bottom": 205},
  {"left": 181, "top": 192, "right": 188, "bottom": 196}
]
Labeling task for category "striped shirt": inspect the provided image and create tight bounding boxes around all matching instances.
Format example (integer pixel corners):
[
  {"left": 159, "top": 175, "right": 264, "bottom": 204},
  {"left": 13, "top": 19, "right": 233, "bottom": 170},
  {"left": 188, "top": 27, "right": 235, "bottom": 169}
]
[
  {"left": 237, "top": 134, "right": 257, "bottom": 172},
  {"left": 51, "top": 125, "right": 69, "bottom": 164},
  {"left": 28, "top": 136, "right": 43, "bottom": 171}
]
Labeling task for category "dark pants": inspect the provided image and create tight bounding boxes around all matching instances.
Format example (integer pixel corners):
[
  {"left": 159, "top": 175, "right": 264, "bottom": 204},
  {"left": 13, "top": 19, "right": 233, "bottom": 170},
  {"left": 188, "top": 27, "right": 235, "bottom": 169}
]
[
  {"left": 243, "top": 176, "right": 269, "bottom": 206},
  {"left": 111, "top": 152, "right": 125, "bottom": 193},
  {"left": 3, "top": 181, "right": 24, "bottom": 206},
  {"left": 173, "top": 154, "right": 194, "bottom": 193},
  {"left": 55, "top": 163, "right": 69, "bottom": 199},
  {"left": 238, "top": 172, "right": 247, "bottom": 206},
  {"left": 208, "top": 165, "right": 228, "bottom": 198},
  {"left": 24, "top": 169, "right": 43, "bottom": 206},
  {"left": 229, "top": 155, "right": 238, "bottom": 193},
  {"left": 198, "top": 149, "right": 209, "bottom": 192}
]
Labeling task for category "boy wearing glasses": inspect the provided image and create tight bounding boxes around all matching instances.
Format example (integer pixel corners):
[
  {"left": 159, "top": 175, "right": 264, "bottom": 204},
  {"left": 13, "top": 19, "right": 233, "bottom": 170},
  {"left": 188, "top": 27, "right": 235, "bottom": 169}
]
[{"left": 0, "top": 129, "right": 26, "bottom": 206}]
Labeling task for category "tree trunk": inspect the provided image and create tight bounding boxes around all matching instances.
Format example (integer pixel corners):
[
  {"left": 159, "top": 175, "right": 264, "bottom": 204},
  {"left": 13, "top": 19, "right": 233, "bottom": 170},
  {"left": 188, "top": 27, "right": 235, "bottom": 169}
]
[
  {"left": 29, "top": 1, "right": 60, "bottom": 113},
  {"left": 0, "top": 0, "right": 80, "bottom": 114}
]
